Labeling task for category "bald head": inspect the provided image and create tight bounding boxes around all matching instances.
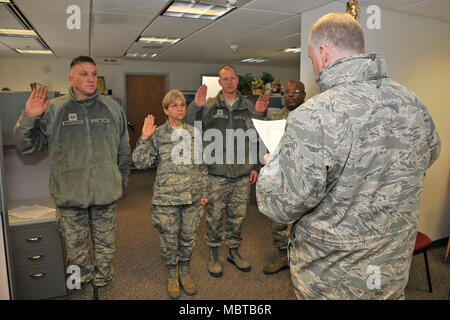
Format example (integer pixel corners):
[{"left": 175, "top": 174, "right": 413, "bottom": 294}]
[{"left": 284, "top": 80, "right": 306, "bottom": 111}]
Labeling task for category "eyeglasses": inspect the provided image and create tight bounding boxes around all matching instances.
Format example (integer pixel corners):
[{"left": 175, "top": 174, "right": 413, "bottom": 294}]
[{"left": 285, "top": 89, "right": 305, "bottom": 94}]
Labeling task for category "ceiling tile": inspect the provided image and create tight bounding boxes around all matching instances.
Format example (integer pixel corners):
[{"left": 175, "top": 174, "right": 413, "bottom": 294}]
[
  {"left": 217, "top": 8, "right": 292, "bottom": 26},
  {"left": 0, "top": 6, "right": 25, "bottom": 29},
  {"left": 393, "top": 0, "right": 450, "bottom": 18},
  {"left": 244, "top": 0, "right": 334, "bottom": 14},
  {"left": 0, "top": 37, "right": 42, "bottom": 49},
  {"left": 94, "top": 0, "right": 169, "bottom": 16},
  {"left": 142, "top": 16, "right": 212, "bottom": 38}
]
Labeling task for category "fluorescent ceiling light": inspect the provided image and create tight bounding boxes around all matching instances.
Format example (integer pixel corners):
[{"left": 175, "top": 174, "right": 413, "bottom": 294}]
[
  {"left": 0, "top": 28, "right": 37, "bottom": 38},
  {"left": 125, "top": 53, "right": 158, "bottom": 58},
  {"left": 138, "top": 37, "right": 181, "bottom": 45},
  {"left": 0, "top": 0, "right": 11, "bottom": 3},
  {"left": 281, "top": 47, "right": 301, "bottom": 53},
  {"left": 240, "top": 57, "right": 268, "bottom": 63},
  {"left": 15, "top": 49, "right": 53, "bottom": 55},
  {"left": 163, "top": 1, "right": 234, "bottom": 20}
]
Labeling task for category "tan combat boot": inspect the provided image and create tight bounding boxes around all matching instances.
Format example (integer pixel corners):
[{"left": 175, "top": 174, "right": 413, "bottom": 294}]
[
  {"left": 227, "top": 248, "right": 251, "bottom": 272},
  {"left": 263, "top": 249, "right": 289, "bottom": 275},
  {"left": 178, "top": 261, "right": 197, "bottom": 295},
  {"left": 208, "top": 246, "right": 223, "bottom": 277},
  {"left": 167, "top": 265, "right": 180, "bottom": 299}
]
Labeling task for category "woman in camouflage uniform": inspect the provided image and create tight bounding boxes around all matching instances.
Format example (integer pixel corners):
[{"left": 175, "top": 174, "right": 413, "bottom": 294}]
[{"left": 132, "top": 89, "right": 208, "bottom": 299}]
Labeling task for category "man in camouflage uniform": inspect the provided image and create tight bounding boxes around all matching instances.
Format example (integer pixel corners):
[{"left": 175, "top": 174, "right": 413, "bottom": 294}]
[
  {"left": 185, "top": 65, "right": 269, "bottom": 277},
  {"left": 263, "top": 80, "right": 306, "bottom": 275},
  {"left": 132, "top": 90, "right": 208, "bottom": 299},
  {"left": 13, "top": 56, "right": 132, "bottom": 300},
  {"left": 256, "top": 13, "right": 441, "bottom": 299}
]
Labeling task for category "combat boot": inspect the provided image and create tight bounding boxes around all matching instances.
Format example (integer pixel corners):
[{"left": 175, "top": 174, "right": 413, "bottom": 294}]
[
  {"left": 208, "top": 246, "right": 223, "bottom": 277},
  {"left": 263, "top": 249, "right": 289, "bottom": 275},
  {"left": 93, "top": 284, "right": 111, "bottom": 300},
  {"left": 178, "top": 261, "right": 197, "bottom": 295},
  {"left": 167, "top": 265, "right": 180, "bottom": 299},
  {"left": 227, "top": 248, "right": 251, "bottom": 272}
]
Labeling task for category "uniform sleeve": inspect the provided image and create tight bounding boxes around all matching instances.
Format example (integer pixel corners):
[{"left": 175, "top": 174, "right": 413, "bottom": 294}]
[
  {"left": 13, "top": 110, "right": 48, "bottom": 155},
  {"left": 192, "top": 125, "right": 209, "bottom": 199},
  {"left": 132, "top": 135, "right": 158, "bottom": 170},
  {"left": 185, "top": 101, "right": 204, "bottom": 125},
  {"left": 421, "top": 102, "right": 441, "bottom": 168},
  {"left": 117, "top": 108, "right": 132, "bottom": 189},
  {"left": 256, "top": 109, "right": 328, "bottom": 224}
]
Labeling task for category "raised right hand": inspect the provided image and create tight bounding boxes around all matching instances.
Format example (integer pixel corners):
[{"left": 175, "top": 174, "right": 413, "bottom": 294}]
[
  {"left": 194, "top": 84, "right": 211, "bottom": 106},
  {"left": 25, "top": 86, "right": 50, "bottom": 117},
  {"left": 141, "top": 114, "right": 157, "bottom": 139}
]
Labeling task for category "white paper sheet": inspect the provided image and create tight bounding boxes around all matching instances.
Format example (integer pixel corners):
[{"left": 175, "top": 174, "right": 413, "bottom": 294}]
[
  {"left": 9, "top": 205, "right": 55, "bottom": 219},
  {"left": 252, "top": 118, "right": 286, "bottom": 154}
]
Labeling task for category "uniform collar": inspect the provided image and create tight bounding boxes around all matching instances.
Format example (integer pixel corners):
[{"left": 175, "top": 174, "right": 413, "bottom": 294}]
[
  {"left": 69, "top": 87, "right": 99, "bottom": 104},
  {"left": 316, "top": 53, "right": 388, "bottom": 92}
]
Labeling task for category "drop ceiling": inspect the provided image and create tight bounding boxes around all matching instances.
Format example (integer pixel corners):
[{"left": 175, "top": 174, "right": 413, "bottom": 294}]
[{"left": 0, "top": 0, "right": 448, "bottom": 67}]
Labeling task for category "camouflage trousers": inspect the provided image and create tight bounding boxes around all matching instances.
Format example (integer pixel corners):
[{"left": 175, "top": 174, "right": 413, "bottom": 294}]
[
  {"left": 56, "top": 202, "right": 116, "bottom": 287},
  {"left": 152, "top": 199, "right": 204, "bottom": 266},
  {"left": 288, "top": 225, "right": 416, "bottom": 300},
  {"left": 271, "top": 221, "right": 292, "bottom": 250},
  {"left": 206, "top": 175, "right": 250, "bottom": 248}
]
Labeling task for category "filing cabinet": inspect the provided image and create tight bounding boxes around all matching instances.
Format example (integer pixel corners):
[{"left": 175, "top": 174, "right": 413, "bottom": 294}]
[{"left": 9, "top": 210, "right": 67, "bottom": 300}]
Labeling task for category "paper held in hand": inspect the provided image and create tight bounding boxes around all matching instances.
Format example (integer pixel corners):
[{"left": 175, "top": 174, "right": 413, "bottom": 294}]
[{"left": 252, "top": 118, "right": 286, "bottom": 155}]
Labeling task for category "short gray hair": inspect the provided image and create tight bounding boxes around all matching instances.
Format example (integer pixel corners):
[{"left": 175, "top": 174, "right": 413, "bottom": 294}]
[{"left": 309, "top": 13, "right": 365, "bottom": 54}]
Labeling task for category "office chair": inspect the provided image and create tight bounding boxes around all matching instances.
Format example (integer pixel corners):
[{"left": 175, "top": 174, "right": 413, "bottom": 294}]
[{"left": 413, "top": 231, "right": 433, "bottom": 293}]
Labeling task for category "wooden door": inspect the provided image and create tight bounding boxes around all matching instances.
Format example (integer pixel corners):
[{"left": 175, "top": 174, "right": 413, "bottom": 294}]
[{"left": 126, "top": 75, "right": 166, "bottom": 152}]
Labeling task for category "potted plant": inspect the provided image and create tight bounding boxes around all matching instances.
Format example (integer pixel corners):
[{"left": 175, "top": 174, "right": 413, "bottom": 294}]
[
  {"left": 271, "top": 80, "right": 283, "bottom": 95},
  {"left": 238, "top": 73, "right": 254, "bottom": 96},
  {"left": 261, "top": 71, "right": 275, "bottom": 85},
  {"left": 251, "top": 78, "right": 264, "bottom": 95}
]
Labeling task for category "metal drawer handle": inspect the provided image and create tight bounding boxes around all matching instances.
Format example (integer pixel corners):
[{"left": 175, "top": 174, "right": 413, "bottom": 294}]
[
  {"left": 29, "top": 272, "right": 46, "bottom": 279},
  {"left": 27, "top": 254, "right": 45, "bottom": 261},
  {"left": 25, "top": 236, "right": 42, "bottom": 243}
]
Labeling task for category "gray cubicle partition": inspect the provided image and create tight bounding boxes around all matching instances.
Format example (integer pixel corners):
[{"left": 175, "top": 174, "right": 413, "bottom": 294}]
[{"left": 0, "top": 91, "right": 60, "bottom": 146}]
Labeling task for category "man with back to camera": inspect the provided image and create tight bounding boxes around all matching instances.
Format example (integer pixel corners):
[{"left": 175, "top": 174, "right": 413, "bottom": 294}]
[
  {"left": 13, "top": 56, "right": 132, "bottom": 300},
  {"left": 256, "top": 13, "right": 440, "bottom": 299},
  {"left": 184, "top": 65, "right": 269, "bottom": 277},
  {"left": 262, "top": 79, "right": 306, "bottom": 275}
]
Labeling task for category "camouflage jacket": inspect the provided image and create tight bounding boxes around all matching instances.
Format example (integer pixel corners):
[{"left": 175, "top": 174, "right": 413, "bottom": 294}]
[
  {"left": 132, "top": 121, "right": 208, "bottom": 206},
  {"left": 267, "top": 106, "right": 291, "bottom": 120},
  {"left": 13, "top": 88, "right": 132, "bottom": 209},
  {"left": 184, "top": 90, "right": 263, "bottom": 179},
  {"left": 256, "top": 54, "right": 441, "bottom": 299}
]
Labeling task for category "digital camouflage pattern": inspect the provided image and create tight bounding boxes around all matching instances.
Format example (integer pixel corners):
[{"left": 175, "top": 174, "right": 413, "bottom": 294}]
[
  {"left": 152, "top": 201, "right": 204, "bottom": 266},
  {"left": 132, "top": 121, "right": 208, "bottom": 205},
  {"left": 267, "top": 106, "right": 290, "bottom": 121},
  {"left": 266, "top": 106, "right": 292, "bottom": 250},
  {"left": 56, "top": 203, "right": 117, "bottom": 287},
  {"left": 256, "top": 54, "right": 441, "bottom": 299},
  {"left": 206, "top": 175, "right": 250, "bottom": 248},
  {"left": 132, "top": 121, "right": 208, "bottom": 266}
]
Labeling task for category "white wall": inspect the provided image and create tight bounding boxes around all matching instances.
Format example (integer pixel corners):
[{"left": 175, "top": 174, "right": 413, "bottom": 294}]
[
  {"left": 300, "top": 2, "right": 450, "bottom": 241},
  {"left": 0, "top": 57, "right": 299, "bottom": 107}
]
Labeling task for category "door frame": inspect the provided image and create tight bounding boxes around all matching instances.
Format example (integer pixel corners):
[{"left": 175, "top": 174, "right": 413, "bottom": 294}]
[{"left": 122, "top": 72, "right": 170, "bottom": 115}]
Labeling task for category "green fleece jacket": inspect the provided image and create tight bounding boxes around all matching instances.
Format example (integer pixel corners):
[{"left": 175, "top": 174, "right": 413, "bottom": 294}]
[
  {"left": 184, "top": 91, "right": 263, "bottom": 179},
  {"left": 13, "top": 88, "right": 132, "bottom": 209}
]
